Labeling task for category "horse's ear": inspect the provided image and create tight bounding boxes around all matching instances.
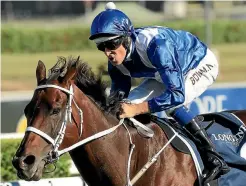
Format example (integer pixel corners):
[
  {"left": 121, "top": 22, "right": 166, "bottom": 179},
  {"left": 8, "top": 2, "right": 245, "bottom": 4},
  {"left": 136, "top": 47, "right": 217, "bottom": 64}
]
[
  {"left": 36, "top": 60, "right": 46, "bottom": 85},
  {"left": 62, "top": 56, "right": 79, "bottom": 84}
]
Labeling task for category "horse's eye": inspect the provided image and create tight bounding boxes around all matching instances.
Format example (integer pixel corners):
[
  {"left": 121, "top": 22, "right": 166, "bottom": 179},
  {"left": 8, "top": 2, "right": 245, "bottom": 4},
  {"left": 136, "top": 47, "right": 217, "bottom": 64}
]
[{"left": 52, "top": 108, "right": 61, "bottom": 115}]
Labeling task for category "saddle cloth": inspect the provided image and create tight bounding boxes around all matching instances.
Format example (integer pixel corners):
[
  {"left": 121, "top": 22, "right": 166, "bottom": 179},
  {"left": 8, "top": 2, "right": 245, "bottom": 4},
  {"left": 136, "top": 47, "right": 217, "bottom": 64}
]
[{"left": 152, "top": 111, "right": 246, "bottom": 186}]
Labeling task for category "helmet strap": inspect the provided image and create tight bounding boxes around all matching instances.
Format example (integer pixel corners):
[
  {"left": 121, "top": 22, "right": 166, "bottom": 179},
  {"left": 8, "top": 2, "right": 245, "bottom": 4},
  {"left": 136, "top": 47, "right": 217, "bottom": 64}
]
[{"left": 123, "top": 37, "right": 132, "bottom": 61}]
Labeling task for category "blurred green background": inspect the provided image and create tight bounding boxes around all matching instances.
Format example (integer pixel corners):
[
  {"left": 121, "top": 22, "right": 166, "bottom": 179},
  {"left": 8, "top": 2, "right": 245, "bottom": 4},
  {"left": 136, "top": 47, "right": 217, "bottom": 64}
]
[{"left": 2, "top": 1, "right": 246, "bottom": 91}]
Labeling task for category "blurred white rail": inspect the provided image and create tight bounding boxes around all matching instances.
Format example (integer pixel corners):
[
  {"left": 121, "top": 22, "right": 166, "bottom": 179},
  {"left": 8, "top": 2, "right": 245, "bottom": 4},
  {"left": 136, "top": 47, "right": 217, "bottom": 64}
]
[
  {"left": 0, "top": 176, "right": 87, "bottom": 186},
  {"left": 1, "top": 133, "right": 24, "bottom": 139}
]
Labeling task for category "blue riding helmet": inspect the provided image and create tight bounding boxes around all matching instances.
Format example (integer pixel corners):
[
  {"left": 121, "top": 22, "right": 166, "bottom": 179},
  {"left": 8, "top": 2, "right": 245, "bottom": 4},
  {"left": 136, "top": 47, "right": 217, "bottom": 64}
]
[{"left": 89, "top": 9, "right": 134, "bottom": 40}]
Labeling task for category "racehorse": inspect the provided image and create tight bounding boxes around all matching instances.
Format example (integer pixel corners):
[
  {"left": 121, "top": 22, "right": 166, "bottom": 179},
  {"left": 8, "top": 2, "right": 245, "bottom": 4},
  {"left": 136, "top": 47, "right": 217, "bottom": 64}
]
[{"left": 12, "top": 56, "right": 246, "bottom": 186}]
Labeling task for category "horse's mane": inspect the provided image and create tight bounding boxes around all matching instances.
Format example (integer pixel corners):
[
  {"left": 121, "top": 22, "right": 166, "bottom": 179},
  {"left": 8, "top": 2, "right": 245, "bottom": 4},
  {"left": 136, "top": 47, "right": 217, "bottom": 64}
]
[
  {"left": 47, "top": 56, "right": 151, "bottom": 129},
  {"left": 47, "top": 56, "right": 109, "bottom": 111}
]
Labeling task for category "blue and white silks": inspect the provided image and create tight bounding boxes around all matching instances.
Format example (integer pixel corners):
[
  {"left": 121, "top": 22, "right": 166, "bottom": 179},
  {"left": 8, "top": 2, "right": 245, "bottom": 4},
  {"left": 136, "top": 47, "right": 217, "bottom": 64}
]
[{"left": 108, "top": 26, "right": 207, "bottom": 113}]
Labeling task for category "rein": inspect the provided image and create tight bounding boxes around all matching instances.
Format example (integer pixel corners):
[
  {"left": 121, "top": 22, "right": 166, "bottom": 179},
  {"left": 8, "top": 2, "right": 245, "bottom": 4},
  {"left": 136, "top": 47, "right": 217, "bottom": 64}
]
[{"left": 25, "top": 83, "right": 176, "bottom": 186}]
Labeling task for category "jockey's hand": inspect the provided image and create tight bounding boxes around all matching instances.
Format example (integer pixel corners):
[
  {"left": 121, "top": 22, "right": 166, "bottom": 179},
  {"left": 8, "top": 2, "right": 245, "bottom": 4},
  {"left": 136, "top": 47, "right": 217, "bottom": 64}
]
[{"left": 118, "top": 102, "right": 150, "bottom": 119}]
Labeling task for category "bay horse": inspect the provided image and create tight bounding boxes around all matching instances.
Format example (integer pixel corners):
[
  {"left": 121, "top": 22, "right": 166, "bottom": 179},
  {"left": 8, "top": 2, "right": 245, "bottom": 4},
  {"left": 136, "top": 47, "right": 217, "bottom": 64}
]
[{"left": 12, "top": 56, "right": 246, "bottom": 186}]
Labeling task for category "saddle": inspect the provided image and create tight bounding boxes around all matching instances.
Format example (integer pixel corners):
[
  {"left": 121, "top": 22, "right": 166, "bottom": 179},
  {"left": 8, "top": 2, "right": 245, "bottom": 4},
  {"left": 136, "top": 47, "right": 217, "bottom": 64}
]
[
  {"left": 127, "top": 114, "right": 191, "bottom": 154},
  {"left": 131, "top": 111, "right": 245, "bottom": 154},
  {"left": 150, "top": 115, "right": 191, "bottom": 154},
  {"left": 130, "top": 111, "right": 246, "bottom": 186}
]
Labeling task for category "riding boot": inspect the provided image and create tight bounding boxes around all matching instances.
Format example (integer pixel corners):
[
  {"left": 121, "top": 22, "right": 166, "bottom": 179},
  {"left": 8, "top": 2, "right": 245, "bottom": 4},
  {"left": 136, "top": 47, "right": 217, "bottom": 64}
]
[
  {"left": 184, "top": 118, "right": 230, "bottom": 184},
  {"left": 170, "top": 106, "right": 230, "bottom": 184}
]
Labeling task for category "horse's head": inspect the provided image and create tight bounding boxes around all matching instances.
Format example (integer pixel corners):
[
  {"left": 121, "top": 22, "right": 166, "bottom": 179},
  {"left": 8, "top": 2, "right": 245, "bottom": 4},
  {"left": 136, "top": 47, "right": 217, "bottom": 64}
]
[{"left": 12, "top": 57, "right": 80, "bottom": 181}]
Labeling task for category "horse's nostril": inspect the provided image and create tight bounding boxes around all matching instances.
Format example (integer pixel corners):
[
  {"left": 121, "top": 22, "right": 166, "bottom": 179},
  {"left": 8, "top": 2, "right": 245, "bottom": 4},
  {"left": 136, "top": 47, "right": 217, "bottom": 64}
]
[{"left": 23, "top": 155, "right": 36, "bottom": 166}]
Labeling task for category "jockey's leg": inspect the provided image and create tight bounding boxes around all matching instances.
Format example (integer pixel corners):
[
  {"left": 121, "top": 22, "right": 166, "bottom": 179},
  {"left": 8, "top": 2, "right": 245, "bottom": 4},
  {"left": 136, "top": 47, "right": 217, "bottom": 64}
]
[
  {"left": 170, "top": 48, "right": 230, "bottom": 183},
  {"left": 170, "top": 106, "right": 230, "bottom": 184},
  {"left": 127, "top": 78, "right": 165, "bottom": 104},
  {"left": 127, "top": 78, "right": 168, "bottom": 118}
]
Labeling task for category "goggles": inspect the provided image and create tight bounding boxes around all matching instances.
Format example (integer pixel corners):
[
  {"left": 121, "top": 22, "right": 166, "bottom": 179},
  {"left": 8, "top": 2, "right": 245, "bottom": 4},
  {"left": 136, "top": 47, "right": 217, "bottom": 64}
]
[{"left": 97, "top": 36, "right": 124, "bottom": 51}]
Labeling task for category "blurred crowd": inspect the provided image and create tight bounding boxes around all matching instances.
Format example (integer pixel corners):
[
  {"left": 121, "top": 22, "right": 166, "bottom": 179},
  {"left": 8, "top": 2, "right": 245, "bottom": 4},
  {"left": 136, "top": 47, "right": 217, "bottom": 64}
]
[{"left": 2, "top": 1, "right": 246, "bottom": 21}]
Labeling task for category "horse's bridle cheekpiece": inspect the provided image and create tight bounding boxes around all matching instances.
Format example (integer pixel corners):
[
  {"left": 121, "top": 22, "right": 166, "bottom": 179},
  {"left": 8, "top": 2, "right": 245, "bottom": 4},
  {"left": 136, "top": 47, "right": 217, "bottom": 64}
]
[{"left": 25, "top": 84, "right": 128, "bottom": 163}]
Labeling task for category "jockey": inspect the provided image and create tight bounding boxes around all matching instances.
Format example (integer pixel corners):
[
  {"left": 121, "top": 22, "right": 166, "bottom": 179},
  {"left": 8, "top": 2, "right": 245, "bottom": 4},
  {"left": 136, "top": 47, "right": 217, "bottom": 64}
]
[{"left": 89, "top": 2, "right": 230, "bottom": 184}]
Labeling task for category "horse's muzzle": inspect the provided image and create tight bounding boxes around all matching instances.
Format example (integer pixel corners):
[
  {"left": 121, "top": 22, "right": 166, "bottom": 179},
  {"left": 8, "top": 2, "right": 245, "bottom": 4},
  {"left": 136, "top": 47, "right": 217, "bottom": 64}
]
[{"left": 12, "top": 154, "right": 36, "bottom": 171}]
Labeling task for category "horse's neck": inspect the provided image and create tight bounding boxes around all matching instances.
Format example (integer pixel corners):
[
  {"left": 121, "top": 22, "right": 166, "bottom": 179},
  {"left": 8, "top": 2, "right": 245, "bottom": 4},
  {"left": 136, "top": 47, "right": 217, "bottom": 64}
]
[
  {"left": 65, "top": 85, "right": 129, "bottom": 185},
  {"left": 64, "top": 85, "right": 197, "bottom": 185}
]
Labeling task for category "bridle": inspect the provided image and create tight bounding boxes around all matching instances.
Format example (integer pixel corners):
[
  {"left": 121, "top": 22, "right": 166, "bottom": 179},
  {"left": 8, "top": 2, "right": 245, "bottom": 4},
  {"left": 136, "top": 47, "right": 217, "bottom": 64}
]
[
  {"left": 25, "top": 83, "right": 126, "bottom": 164},
  {"left": 26, "top": 84, "right": 83, "bottom": 163}
]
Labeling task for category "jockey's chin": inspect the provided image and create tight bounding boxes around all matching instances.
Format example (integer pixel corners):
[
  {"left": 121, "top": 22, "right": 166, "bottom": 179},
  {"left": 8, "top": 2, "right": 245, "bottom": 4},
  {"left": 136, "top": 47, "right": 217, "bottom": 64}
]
[
  {"left": 110, "top": 59, "right": 123, "bottom": 66},
  {"left": 108, "top": 52, "right": 126, "bottom": 66}
]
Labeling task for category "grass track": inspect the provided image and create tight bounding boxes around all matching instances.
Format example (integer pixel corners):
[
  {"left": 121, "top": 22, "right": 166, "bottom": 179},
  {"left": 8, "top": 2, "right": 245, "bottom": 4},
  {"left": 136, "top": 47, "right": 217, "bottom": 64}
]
[
  {"left": 2, "top": 50, "right": 106, "bottom": 91},
  {"left": 2, "top": 43, "right": 246, "bottom": 91}
]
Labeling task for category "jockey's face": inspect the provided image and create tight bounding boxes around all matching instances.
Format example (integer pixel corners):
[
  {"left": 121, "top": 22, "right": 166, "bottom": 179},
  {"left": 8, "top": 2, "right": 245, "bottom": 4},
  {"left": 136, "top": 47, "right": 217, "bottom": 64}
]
[
  {"left": 104, "top": 44, "right": 126, "bottom": 66},
  {"left": 96, "top": 36, "right": 126, "bottom": 66}
]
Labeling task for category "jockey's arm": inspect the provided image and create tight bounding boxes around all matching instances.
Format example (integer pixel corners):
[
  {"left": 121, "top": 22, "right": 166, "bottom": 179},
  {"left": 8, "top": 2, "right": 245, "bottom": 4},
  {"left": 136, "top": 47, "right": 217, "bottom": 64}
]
[
  {"left": 146, "top": 38, "right": 185, "bottom": 113},
  {"left": 108, "top": 62, "right": 131, "bottom": 99}
]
